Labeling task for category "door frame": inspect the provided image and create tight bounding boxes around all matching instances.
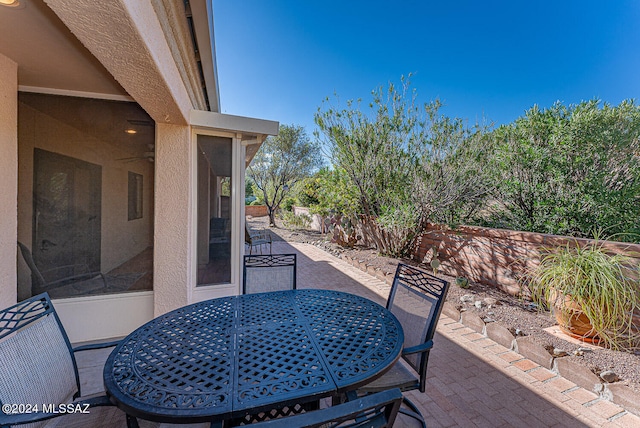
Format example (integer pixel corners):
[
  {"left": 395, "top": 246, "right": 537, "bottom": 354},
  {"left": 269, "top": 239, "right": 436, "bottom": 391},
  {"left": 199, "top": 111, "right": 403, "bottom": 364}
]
[{"left": 190, "top": 128, "right": 243, "bottom": 301}]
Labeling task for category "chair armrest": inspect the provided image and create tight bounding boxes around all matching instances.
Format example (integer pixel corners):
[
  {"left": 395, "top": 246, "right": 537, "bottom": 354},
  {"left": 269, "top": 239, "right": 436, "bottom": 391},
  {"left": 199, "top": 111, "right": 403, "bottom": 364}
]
[
  {"left": 40, "top": 271, "right": 107, "bottom": 291},
  {"left": 73, "top": 339, "right": 121, "bottom": 353},
  {"left": 402, "top": 339, "right": 433, "bottom": 356},
  {"left": 248, "top": 230, "right": 272, "bottom": 243}
]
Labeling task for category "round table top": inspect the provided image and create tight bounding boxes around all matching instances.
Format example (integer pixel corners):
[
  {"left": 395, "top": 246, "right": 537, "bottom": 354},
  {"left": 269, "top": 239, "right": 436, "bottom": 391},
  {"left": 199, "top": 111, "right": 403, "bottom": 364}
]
[{"left": 103, "top": 289, "right": 404, "bottom": 423}]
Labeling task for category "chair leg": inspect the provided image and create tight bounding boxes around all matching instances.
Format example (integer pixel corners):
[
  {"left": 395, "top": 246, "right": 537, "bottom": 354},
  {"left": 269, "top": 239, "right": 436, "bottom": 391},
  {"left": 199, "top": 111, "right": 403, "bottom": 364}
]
[
  {"left": 399, "top": 396, "right": 426, "bottom": 428},
  {"left": 126, "top": 414, "right": 140, "bottom": 428}
]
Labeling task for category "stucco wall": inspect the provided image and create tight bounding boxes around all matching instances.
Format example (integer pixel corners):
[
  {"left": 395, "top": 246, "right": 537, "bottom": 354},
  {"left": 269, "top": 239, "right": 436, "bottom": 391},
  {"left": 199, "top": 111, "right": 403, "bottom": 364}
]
[
  {"left": 0, "top": 54, "right": 18, "bottom": 308},
  {"left": 153, "top": 123, "right": 192, "bottom": 315},
  {"left": 415, "top": 224, "right": 640, "bottom": 296},
  {"left": 292, "top": 206, "right": 326, "bottom": 232},
  {"left": 16, "top": 98, "right": 154, "bottom": 300}
]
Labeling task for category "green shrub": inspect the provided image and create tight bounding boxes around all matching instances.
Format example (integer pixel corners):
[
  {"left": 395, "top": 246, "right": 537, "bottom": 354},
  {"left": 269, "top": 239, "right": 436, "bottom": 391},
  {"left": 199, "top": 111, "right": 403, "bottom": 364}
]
[
  {"left": 282, "top": 197, "right": 296, "bottom": 212},
  {"left": 280, "top": 211, "right": 311, "bottom": 229}
]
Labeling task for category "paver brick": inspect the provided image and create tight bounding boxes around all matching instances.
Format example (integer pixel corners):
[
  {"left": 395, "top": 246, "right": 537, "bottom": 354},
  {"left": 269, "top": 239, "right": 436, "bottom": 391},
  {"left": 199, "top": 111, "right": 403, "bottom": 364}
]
[
  {"left": 512, "top": 358, "right": 539, "bottom": 372},
  {"left": 547, "top": 376, "right": 577, "bottom": 392},
  {"left": 564, "top": 387, "right": 599, "bottom": 405},
  {"left": 529, "top": 367, "right": 557, "bottom": 382},
  {"left": 613, "top": 412, "right": 640, "bottom": 427},
  {"left": 586, "top": 399, "right": 626, "bottom": 419},
  {"left": 497, "top": 350, "right": 523, "bottom": 363}
]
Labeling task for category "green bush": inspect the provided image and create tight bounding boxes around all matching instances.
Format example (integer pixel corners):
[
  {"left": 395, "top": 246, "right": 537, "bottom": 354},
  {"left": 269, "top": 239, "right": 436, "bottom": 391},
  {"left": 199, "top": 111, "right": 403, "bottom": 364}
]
[
  {"left": 282, "top": 197, "right": 296, "bottom": 212},
  {"left": 483, "top": 100, "right": 640, "bottom": 240},
  {"left": 280, "top": 211, "right": 311, "bottom": 229}
]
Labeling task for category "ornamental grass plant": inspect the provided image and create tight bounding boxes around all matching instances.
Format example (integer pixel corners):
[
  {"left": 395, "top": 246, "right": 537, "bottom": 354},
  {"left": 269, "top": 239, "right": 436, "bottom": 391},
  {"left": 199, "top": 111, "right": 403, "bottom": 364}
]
[{"left": 529, "top": 239, "right": 640, "bottom": 350}]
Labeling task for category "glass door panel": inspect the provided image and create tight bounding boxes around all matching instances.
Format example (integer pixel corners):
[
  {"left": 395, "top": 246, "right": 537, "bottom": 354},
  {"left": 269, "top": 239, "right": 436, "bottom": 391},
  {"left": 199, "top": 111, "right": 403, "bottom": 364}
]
[{"left": 196, "top": 135, "right": 233, "bottom": 286}]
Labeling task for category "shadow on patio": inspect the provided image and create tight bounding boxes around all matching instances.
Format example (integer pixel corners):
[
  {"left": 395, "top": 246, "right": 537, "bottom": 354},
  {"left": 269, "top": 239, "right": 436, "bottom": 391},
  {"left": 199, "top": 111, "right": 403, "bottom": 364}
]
[{"left": 61, "top": 241, "right": 637, "bottom": 427}]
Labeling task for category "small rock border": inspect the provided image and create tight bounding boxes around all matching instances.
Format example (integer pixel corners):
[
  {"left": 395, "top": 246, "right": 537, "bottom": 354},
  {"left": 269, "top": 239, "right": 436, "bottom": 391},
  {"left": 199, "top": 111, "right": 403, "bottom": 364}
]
[{"left": 338, "top": 251, "right": 640, "bottom": 417}]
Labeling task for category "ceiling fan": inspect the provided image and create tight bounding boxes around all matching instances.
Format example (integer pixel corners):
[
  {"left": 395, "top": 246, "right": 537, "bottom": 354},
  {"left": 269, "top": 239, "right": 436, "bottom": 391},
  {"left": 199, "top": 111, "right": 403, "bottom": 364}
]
[{"left": 116, "top": 144, "right": 155, "bottom": 163}]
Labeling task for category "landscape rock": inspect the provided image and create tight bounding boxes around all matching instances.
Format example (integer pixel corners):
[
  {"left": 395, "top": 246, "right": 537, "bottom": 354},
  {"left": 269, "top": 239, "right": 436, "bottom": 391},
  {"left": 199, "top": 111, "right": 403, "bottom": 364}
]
[
  {"left": 461, "top": 311, "right": 485, "bottom": 333},
  {"left": 486, "top": 322, "right": 516, "bottom": 349},
  {"left": 553, "top": 348, "right": 569, "bottom": 358},
  {"left": 460, "top": 294, "right": 475, "bottom": 303},
  {"left": 555, "top": 358, "right": 602, "bottom": 393},
  {"left": 441, "top": 302, "right": 461, "bottom": 322},
  {"left": 515, "top": 336, "right": 553, "bottom": 369},
  {"left": 483, "top": 297, "right": 498, "bottom": 307},
  {"left": 606, "top": 383, "right": 640, "bottom": 416},
  {"left": 600, "top": 370, "right": 620, "bottom": 383}
]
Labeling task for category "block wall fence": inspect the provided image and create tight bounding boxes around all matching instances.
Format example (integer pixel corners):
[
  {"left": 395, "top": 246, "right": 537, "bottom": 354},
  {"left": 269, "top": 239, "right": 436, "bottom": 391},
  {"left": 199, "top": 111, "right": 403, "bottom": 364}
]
[
  {"left": 245, "top": 205, "right": 268, "bottom": 217},
  {"left": 413, "top": 224, "right": 640, "bottom": 296}
]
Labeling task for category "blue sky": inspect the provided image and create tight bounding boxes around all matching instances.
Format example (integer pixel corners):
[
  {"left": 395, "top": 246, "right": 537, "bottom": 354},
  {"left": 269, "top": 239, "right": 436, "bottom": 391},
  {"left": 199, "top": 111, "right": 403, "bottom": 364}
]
[{"left": 213, "top": 1, "right": 640, "bottom": 135}]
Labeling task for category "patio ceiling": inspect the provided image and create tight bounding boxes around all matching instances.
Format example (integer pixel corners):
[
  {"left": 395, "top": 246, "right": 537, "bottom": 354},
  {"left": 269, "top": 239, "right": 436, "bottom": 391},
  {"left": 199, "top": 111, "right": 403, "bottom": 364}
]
[
  {"left": 0, "top": 0, "right": 126, "bottom": 97},
  {"left": 0, "top": 0, "right": 219, "bottom": 114}
]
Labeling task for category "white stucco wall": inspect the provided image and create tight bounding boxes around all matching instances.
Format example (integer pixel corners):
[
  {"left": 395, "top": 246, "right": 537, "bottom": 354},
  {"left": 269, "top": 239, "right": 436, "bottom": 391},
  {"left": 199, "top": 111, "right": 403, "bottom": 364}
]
[
  {"left": 0, "top": 54, "right": 18, "bottom": 308},
  {"left": 154, "top": 123, "right": 193, "bottom": 315}
]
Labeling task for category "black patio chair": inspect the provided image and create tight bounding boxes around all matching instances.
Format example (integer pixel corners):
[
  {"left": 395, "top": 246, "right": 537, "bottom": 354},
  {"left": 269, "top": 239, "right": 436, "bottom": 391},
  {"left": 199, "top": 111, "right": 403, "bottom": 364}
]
[
  {"left": 246, "top": 388, "right": 403, "bottom": 428},
  {"left": 353, "top": 263, "right": 450, "bottom": 428},
  {"left": 0, "top": 292, "right": 122, "bottom": 427},
  {"left": 17, "top": 241, "right": 107, "bottom": 298},
  {"left": 243, "top": 254, "right": 297, "bottom": 294}
]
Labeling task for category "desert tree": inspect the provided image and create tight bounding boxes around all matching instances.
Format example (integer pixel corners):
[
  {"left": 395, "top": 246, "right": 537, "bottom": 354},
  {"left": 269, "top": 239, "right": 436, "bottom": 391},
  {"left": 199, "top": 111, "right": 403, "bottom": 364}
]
[
  {"left": 247, "top": 124, "right": 323, "bottom": 226},
  {"left": 315, "top": 76, "right": 491, "bottom": 257}
]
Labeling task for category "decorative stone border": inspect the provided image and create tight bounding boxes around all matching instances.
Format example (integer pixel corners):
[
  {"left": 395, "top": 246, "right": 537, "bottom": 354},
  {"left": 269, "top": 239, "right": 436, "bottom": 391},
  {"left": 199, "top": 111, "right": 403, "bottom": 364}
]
[
  {"left": 333, "top": 248, "right": 640, "bottom": 417},
  {"left": 441, "top": 301, "right": 640, "bottom": 417}
]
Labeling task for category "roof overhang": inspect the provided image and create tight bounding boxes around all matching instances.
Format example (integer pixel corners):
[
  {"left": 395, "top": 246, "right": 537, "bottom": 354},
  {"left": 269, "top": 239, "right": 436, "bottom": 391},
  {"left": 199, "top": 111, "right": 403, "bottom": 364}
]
[
  {"left": 189, "top": 0, "right": 220, "bottom": 113},
  {"left": 190, "top": 110, "right": 279, "bottom": 165},
  {"left": 0, "top": 0, "right": 220, "bottom": 120}
]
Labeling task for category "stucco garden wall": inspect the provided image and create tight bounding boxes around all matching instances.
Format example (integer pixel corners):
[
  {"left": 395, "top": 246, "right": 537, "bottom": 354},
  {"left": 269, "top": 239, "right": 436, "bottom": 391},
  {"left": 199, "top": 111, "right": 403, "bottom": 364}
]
[
  {"left": 292, "top": 206, "right": 326, "bottom": 232},
  {"left": 245, "top": 205, "right": 268, "bottom": 217},
  {"left": 414, "top": 224, "right": 640, "bottom": 296}
]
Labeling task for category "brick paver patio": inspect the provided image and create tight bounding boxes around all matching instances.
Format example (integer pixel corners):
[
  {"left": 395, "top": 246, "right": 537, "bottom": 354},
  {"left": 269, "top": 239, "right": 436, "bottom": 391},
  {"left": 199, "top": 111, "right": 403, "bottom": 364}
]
[{"left": 58, "top": 241, "right": 640, "bottom": 427}]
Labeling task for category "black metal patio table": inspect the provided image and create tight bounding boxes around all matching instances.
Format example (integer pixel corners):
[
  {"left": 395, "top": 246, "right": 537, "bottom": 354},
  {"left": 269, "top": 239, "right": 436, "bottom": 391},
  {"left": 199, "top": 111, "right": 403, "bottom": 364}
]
[{"left": 103, "top": 289, "right": 404, "bottom": 426}]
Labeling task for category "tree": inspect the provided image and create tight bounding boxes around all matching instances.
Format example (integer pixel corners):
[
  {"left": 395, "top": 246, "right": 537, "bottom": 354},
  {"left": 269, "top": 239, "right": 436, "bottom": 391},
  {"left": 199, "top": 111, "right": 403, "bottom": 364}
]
[
  {"left": 484, "top": 100, "right": 640, "bottom": 239},
  {"left": 247, "top": 124, "right": 323, "bottom": 226},
  {"left": 315, "top": 77, "right": 491, "bottom": 257}
]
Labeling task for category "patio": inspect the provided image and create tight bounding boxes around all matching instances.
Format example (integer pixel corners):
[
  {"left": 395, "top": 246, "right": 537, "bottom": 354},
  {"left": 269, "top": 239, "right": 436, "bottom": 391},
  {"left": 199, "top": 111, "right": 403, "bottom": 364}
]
[{"left": 61, "top": 241, "right": 640, "bottom": 427}]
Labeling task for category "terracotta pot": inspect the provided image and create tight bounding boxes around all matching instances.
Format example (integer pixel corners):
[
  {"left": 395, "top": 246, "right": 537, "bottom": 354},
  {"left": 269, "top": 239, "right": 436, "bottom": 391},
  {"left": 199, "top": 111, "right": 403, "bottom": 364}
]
[{"left": 551, "top": 291, "right": 601, "bottom": 344}]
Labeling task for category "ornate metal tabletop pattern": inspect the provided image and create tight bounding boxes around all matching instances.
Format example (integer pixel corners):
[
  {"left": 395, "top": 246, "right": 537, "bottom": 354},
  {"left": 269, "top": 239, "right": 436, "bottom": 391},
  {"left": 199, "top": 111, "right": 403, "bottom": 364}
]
[{"left": 104, "top": 290, "right": 403, "bottom": 424}]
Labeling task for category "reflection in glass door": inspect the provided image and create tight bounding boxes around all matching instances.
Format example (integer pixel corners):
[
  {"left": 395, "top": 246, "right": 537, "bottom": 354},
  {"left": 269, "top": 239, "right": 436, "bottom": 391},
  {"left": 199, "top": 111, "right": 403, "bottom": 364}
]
[{"left": 197, "top": 135, "right": 233, "bottom": 286}]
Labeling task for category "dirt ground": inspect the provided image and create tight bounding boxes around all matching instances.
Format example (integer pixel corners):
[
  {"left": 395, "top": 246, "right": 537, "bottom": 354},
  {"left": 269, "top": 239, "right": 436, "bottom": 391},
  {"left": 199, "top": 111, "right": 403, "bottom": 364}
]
[{"left": 248, "top": 215, "right": 640, "bottom": 393}]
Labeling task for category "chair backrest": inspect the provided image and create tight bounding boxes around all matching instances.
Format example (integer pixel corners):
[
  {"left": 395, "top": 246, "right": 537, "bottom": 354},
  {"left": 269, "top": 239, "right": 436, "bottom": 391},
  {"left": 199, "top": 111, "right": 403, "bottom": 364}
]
[
  {"left": 17, "top": 241, "right": 46, "bottom": 289},
  {"left": 243, "top": 254, "right": 297, "bottom": 294},
  {"left": 387, "top": 263, "right": 450, "bottom": 390},
  {"left": 0, "top": 293, "right": 80, "bottom": 419},
  {"left": 245, "top": 223, "right": 255, "bottom": 243},
  {"left": 249, "top": 388, "right": 403, "bottom": 428}
]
